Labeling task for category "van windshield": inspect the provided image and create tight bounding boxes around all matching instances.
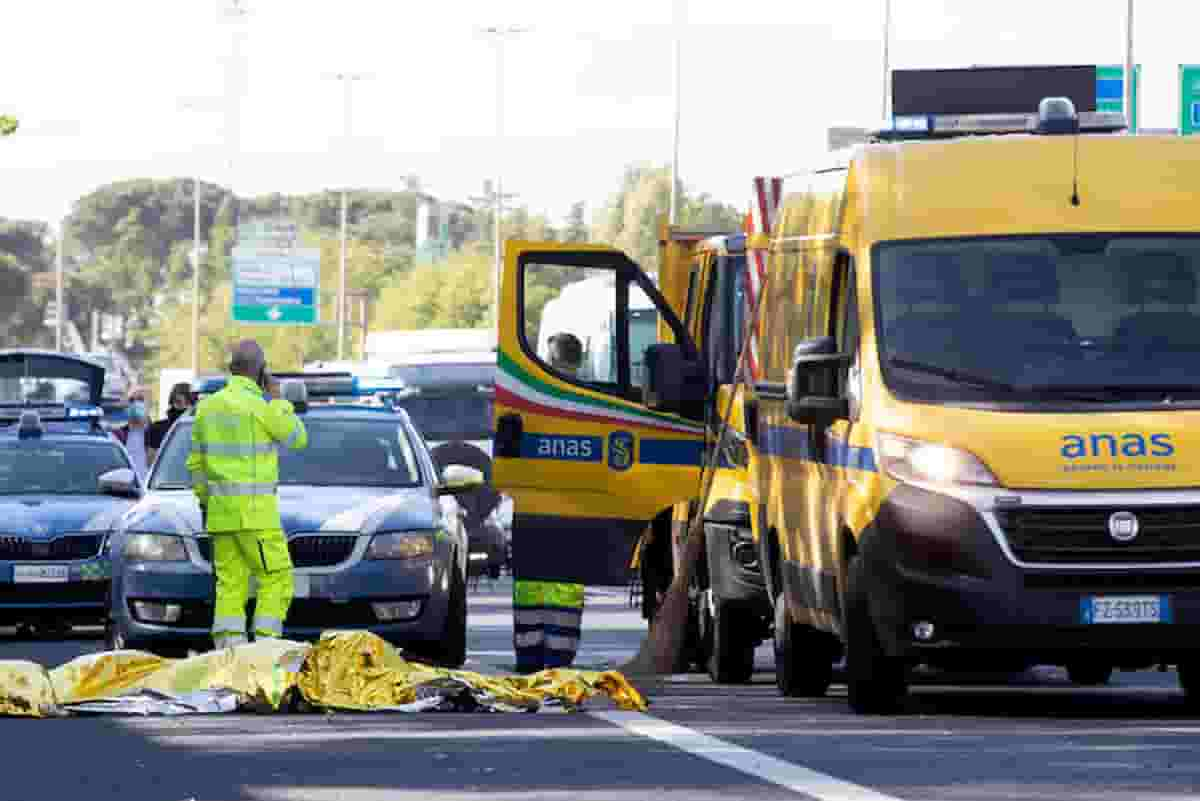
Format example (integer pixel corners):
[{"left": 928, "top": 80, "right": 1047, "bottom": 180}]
[{"left": 873, "top": 235, "right": 1200, "bottom": 405}]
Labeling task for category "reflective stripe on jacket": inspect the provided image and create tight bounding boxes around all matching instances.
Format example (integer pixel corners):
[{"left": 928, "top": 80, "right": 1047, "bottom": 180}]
[{"left": 186, "top": 375, "right": 308, "bottom": 532}]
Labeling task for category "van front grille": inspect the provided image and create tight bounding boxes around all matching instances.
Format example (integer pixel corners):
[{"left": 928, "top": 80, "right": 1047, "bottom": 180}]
[{"left": 998, "top": 506, "right": 1200, "bottom": 564}]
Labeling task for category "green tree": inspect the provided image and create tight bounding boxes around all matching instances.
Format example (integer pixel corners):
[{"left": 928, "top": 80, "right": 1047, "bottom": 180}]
[
  {"left": 562, "top": 201, "right": 589, "bottom": 243},
  {"left": 0, "top": 116, "right": 16, "bottom": 136}
]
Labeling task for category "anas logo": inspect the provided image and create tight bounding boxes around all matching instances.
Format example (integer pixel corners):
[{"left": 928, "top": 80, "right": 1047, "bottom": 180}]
[
  {"left": 1108, "top": 511, "right": 1140, "bottom": 543},
  {"left": 608, "top": 431, "right": 635, "bottom": 472},
  {"left": 1061, "top": 433, "right": 1174, "bottom": 459}
]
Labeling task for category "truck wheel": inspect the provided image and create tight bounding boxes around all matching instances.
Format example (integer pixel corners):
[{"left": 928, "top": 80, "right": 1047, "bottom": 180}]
[
  {"left": 707, "top": 597, "right": 755, "bottom": 684},
  {"left": 845, "top": 557, "right": 907, "bottom": 714},
  {"left": 1066, "top": 663, "right": 1114, "bottom": 686},
  {"left": 774, "top": 594, "right": 833, "bottom": 697}
]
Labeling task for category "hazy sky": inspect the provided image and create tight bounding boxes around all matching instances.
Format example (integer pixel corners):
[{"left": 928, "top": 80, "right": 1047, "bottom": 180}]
[{"left": 1, "top": 0, "right": 1195, "bottom": 230}]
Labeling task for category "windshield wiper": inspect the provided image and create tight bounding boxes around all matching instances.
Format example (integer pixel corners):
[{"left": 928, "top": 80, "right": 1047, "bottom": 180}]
[
  {"left": 152, "top": 482, "right": 191, "bottom": 490},
  {"left": 887, "top": 358, "right": 1021, "bottom": 392}
]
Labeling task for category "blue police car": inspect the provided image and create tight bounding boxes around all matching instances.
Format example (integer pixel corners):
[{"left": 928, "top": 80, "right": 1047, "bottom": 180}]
[
  {"left": 0, "top": 351, "right": 141, "bottom": 636},
  {"left": 106, "top": 373, "right": 480, "bottom": 665}
]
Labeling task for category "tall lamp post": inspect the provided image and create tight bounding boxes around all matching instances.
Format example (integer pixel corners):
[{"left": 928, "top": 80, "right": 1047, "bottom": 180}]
[
  {"left": 1124, "top": 0, "right": 1136, "bottom": 134},
  {"left": 478, "top": 25, "right": 531, "bottom": 322},
  {"left": 669, "top": 2, "right": 684, "bottom": 225},
  {"left": 324, "top": 71, "right": 374, "bottom": 359}
]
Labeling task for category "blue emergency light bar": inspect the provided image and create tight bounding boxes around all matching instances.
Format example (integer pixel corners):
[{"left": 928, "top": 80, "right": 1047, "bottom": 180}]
[
  {"left": 875, "top": 108, "right": 1126, "bottom": 142},
  {"left": 193, "top": 372, "right": 409, "bottom": 401},
  {"left": 0, "top": 405, "right": 105, "bottom": 437}
]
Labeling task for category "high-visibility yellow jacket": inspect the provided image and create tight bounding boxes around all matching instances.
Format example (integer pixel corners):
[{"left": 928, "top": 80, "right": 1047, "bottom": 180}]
[{"left": 186, "top": 375, "right": 308, "bottom": 532}]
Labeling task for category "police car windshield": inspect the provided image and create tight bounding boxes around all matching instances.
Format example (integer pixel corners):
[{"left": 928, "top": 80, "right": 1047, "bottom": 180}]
[
  {"left": 874, "top": 234, "right": 1200, "bottom": 405},
  {"left": 151, "top": 418, "right": 423, "bottom": 489},
  {"left": 0, "top": 441, "right": 128, "bottom": 495},
  {"left": 391, "top": 394, "right": 493, "bottom": 442}
]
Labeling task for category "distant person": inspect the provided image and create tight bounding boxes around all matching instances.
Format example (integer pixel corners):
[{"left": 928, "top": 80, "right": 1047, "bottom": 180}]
[
  {"left": 112, "top": 387, "right": 150, "bottom": 482},
  {"left": 147, "top": 382, "right": 193, "bottom": 465},
  {"left": 547, "top": 332, "right": 584, "bottom": 378}
]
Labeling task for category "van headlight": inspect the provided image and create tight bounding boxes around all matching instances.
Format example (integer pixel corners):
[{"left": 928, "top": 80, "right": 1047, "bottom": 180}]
[
  {"left": 123, "top": 533, "right": 188, "bottom": 562},
  {"left": 367, "top": 532, "right": 435, "bottom": 560},
  {"left": 876, "top": 433, "right": 999, "bottom": 487}
]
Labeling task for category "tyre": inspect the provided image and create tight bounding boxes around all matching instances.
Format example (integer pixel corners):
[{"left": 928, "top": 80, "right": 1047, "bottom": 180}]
[
  {"left": 424, "top": 566, "right": 467, "bottom": 669},
  {"left": 707, "top": 596, "right": 755, "bottom": 684},
  {"left": 1066, "top": 662, "right": 1114, "bottom": 686},
  {"left": 774, "top": 594, "right": 833, "bottom": 697},
  {"left": 845, "top": 557, "right": 907, "bottom": 714},
  {"left": 1178, "top": 661, "right": 1200, "bottom": 708}
]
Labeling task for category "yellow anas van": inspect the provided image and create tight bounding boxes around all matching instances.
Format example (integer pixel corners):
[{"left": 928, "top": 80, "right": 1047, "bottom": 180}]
[{"left": 756, "top": 95, "right": 1200, "bottom": 713}]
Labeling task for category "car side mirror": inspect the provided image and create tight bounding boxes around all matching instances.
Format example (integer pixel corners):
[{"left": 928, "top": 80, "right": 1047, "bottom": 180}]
[
  {"left": 99, "top": 467, "right": 142, "bottom": 499},
  {"left": 643, "top": 343, "right": 707, "bottom": 420},
  {"left": 786, "top": 336, "right": 851, "bottom": 425},
  {"left": 438, "top": 464, "right": 486, "bottom": 496}
]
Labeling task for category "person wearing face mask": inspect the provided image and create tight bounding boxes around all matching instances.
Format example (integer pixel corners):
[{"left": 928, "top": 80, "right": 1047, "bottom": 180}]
[
  {"left": 112, "top": 388, "right": 151, "bottom": 482},
  {"left": 146, "top": 382, "right": 193, "bottom": 465}
]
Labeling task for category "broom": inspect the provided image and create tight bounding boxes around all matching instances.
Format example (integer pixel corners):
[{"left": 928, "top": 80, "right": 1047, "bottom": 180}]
[{"left": 620, "top": 240, "right": 770, "bottom": 678}]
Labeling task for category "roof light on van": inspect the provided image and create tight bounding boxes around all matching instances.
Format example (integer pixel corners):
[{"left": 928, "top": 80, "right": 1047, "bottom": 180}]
[
  {"left": 876, "top": 433, "right": 999, "bottom": 487},
  {"left": 1036, "top": 97, "right": 1080, "bottom": 135}
]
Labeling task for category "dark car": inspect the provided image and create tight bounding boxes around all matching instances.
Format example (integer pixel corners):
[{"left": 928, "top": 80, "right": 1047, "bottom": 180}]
[
  {"left": 105, "top": 374, "right": 483, "bottom": 665},
  {"left": 0, "top": 350, "right": 141, "bottom": 636},
  {"left": 384, "top": 358, "right": 511, "bottom": 579}
]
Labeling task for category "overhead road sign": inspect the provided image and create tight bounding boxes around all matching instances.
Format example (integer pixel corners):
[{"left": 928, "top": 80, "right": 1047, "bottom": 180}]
[
  {"left": 231, "top": 244, "right": 320, "bottom": 325},
  {"left": 1182, "top": 65, "right": 1200, "bottom": 136},
  {"left": 1096, "top": 64, "right": 1140, "bottom": 131}
]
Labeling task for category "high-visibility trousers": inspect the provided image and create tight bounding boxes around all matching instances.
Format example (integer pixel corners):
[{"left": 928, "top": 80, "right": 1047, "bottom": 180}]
[
  {"left": 210, "top": 528, "right": 294, "bottom": 648},
  {"left": 513, "top": 579, "right": 584, "bottom": 673}
]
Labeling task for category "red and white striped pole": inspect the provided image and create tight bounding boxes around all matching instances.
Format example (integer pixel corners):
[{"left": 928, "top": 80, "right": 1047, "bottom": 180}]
[{"left": 742, "top": 176, "right": 782, "bottom": 382}]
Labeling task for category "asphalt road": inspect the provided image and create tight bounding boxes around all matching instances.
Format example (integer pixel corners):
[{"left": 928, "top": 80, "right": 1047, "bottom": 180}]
[{"left": 2, "top": 578, "right": 1199, "bottom": 801}]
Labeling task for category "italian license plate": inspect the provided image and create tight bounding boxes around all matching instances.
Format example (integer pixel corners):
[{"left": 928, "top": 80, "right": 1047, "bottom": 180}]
[
  {"left": 1081, "top": 595, "right": 1171, "bottom": 624},
  {"left": 13, "top": 564, "right": 69, "bottom": 583}
]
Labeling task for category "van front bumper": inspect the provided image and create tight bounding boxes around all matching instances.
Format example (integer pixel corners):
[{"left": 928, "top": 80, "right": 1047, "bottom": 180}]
[{"left": 860, "top": 483, "right": 1200, "bottom": 668}]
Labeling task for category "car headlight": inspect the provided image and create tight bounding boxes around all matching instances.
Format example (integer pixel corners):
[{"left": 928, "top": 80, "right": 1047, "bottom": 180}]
[
  {"left": 123, "top": 533, "right": 188, "bottom": 562},
  {"left": 876, "top": 433, "right": 999, "bottom": 487},
  {"left": 366, "top": 532, "right": 435, "bottom": 560}
]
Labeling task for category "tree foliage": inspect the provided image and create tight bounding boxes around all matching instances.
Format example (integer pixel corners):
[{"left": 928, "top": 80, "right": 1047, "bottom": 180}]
[
  {"left": 0, "top": 219, "right": 52, "bottom": 347},
  {"left": 0, "top": 116, "right": 16, "bottom": 136}
]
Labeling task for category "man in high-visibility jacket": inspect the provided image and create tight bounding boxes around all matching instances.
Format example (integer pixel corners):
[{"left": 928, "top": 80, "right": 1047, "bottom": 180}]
[{"left": 187, "top": 340, "right": 308, "bottom": 649}]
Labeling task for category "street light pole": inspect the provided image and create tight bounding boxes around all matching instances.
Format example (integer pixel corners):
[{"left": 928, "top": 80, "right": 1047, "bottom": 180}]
[
  {"left": 192, "top": 175, "right": 202, "bottom": 374},
  {"left": 882, "top": 0, "right": 892, "bottom": 122},
  {"left": 55, "top": 217, "right": 65, "bottom": 352},
  {"left": 480, "top": 25, "right": 530, "bottom": 323},
  {"left": 669, "top": 2, "right": 683, "bottom": 225},
  {"left": 325, "top": 72, "right": 371, "bottom": 360},
  {"left": 1124, "top": 0, "right": 1136, "bottom": 134}
]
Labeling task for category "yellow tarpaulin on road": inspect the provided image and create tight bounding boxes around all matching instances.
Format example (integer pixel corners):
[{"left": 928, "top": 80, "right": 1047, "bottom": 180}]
[{"left": 0, "top": 631, "right": 647, "bottom": 717}]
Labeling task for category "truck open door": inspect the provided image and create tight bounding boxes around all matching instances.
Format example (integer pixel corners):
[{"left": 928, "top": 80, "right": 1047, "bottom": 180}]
[{"left": 492, "top": 241, "right": 708, "bottom": 587}]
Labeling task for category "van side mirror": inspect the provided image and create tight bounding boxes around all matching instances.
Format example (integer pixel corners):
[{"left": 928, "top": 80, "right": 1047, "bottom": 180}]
[
  {"left": 643, "top": 343, "right": 707, "bottom": 420},
  {"left": 786, "top": 336, "right": 851, "bottom": 425}
]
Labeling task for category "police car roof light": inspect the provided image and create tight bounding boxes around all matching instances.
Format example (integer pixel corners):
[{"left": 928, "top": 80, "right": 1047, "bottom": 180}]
[{"left": 196, "top": 372, "right": 410, "bottom": 401}]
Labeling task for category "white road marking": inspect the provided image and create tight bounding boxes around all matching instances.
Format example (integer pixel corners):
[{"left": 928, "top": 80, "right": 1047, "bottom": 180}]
[{"left": 592, "top": 711, "right": 904, "bottom": 801}]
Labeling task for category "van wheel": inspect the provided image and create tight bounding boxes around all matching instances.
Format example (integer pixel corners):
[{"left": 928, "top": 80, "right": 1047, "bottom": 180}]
[
  {"left": 707, "top": 596, "right": 755, "bottom": 684},
  {"left": 1067, "top": 663, "right": 1114, "bottom": 686},
  {"left": 774, "top": 594, "right": 833, "bottom": 697},
  {"left": 845, "top": 557, "right": 907, "bottom": 714}
]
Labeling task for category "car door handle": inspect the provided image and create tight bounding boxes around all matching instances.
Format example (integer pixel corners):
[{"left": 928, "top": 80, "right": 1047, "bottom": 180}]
[{"left": 494, "top": 413, "right": 523, "bottom": 458}]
